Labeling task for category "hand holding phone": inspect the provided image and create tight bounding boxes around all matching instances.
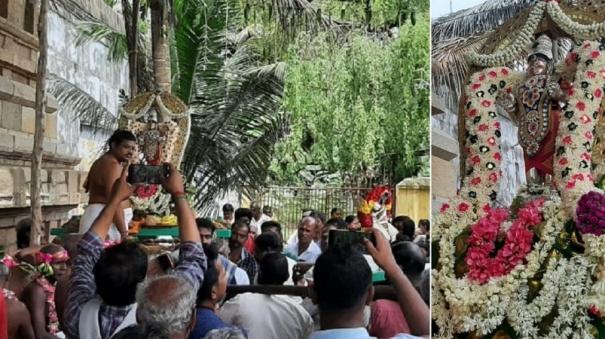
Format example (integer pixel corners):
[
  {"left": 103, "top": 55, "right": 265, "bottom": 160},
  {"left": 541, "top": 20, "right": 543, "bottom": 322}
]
[{"left": 328, "top": 229, "right": 376, "bottom": 254}]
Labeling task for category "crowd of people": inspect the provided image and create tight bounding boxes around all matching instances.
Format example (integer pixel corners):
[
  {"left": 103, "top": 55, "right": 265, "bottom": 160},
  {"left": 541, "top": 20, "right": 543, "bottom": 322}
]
[{"left": 0, "top": 131, "right": 431, "bottom": 339}]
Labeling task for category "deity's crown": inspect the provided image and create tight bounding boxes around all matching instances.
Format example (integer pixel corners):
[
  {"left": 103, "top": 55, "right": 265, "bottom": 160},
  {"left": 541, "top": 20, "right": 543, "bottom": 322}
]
[{"left": 529, "top": 34, "right": 553, "bottom": 61}]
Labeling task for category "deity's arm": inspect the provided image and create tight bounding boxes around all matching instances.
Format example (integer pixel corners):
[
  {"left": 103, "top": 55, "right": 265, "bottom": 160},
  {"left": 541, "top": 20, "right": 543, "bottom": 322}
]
[{"left": 496, "top": 90, "right": 518, "bottom": 123}]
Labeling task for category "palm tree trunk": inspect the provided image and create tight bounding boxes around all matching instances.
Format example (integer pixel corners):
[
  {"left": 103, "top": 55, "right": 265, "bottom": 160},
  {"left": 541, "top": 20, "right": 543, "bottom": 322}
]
[
  {"left": 31, "top": 0, "right": 49, "bottom": 246},
  {"left": 150, "top": 0, "right": 171, "bottom": 100},
  {"left": 122, "top": 0, "right": 139, "bottom": 97}
]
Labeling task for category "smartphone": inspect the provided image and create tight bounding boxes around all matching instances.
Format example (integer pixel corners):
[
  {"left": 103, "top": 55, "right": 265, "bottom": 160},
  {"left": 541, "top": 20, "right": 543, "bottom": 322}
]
[
  {"left": 156, "top": 253, "right": 174, "bottom": 271},
  {"left": 128, "top": 164, "right": 170, "bottom": 184},
  {"left": 328, "top": 229, "right": 376, "bottom": 253}
]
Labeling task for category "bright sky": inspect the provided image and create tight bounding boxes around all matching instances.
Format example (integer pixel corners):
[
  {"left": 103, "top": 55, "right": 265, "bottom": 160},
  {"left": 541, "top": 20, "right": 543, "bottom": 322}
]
[{"left": 431, "top": 0, "right": 487, "bottom": 18}]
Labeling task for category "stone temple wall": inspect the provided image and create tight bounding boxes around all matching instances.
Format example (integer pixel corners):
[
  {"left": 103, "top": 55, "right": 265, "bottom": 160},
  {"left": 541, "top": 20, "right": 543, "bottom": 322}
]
[{"left": 0, "top": 0, "right": 127, "bottom": 251}]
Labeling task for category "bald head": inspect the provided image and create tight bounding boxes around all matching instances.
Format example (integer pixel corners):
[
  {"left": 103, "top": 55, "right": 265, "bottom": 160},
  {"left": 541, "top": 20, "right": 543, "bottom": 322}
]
[
  {"left": 136, "top": 274, "right": 197, "bottom": 338},
  {"left": 298, "top": 216, "right": 319, "bottom": 248}
]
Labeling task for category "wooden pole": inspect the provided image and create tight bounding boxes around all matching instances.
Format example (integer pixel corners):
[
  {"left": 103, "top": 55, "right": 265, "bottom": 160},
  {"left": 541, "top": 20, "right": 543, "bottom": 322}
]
[{"left": 31, "top": 0, "right": 49, "bottom": 246}]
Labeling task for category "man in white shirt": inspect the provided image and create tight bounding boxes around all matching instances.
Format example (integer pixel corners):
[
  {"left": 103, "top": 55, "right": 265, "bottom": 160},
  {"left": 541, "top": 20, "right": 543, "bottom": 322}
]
[
  {"left": 284, "top": 217, "right": 322, "bottom": 264},
  {"left": 310, "top": 230, "right": 430, "bottom": 339},
  {"left": 219, "top": 253, "right": 313, "bottom": 339},
  {"left": 249, "top": 202, "right": 272, "bottom": 235}
]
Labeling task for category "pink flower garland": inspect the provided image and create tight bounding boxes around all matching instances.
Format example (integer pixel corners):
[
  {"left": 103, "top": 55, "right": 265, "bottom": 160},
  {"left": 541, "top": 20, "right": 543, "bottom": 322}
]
[{"left": 466, "top": 199, "right": 545, "bottom": 284}]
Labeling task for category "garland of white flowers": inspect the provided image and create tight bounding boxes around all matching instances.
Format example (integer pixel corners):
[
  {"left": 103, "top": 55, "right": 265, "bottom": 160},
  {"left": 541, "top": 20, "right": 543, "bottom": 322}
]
[
  {"left": 130, "top": 191, "right": 172, "bottom": 216},
  {"left": 546, "top": 2, "right": 605, "bottom": 39},
  {"left": 433, "top": 200, "right": 566, "bottom": 335},
  {"left": 468, "top": 2, "right": 545, "bottom": 66},
  {"left": 506, "top": 256, "right": 564, "bottom": 338},
  {"left": 552, "top": 40, "right": 605, "bottom": 212}
]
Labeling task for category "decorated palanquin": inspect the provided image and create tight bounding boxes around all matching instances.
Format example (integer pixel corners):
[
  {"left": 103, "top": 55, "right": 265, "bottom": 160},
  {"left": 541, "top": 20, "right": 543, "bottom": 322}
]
[
  {"left": 118, "top": 91, "right": 191, "bottom": 215},
  {"left": 432, "top": 1, "right": 605, "bottom": 338},
  {"left": 357, "top": 186, "right": 399, "bottom": 241}
]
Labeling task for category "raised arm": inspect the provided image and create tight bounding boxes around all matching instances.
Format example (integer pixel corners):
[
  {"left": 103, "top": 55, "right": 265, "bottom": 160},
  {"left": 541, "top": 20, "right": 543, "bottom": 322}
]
[
  {"left": 364, "top": 230, "right": 430, "bottom": 337},
  {"left": 64, "top": 166, "right": 135, "bottom": 338},
  {"left": 160, "top": 163, "right": 205, "bottom": 289}
]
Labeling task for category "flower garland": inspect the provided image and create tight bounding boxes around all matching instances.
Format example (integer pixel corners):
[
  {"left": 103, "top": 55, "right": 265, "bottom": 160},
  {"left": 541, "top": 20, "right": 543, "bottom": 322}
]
[
  {"left": 465, "top": 199, "right": 544, "bottom": 284},
  {"left": 468, "top": 2, "right": 546, "bottom": 66},
  {"left": 433, "top": 199, "right": 566, "bottom": 335},
  {"left": 546, "top": 1, "right": 605, "bottom": 39},
  {"left": 458, "top": 67, "right": 518, "bottom": 207},
  {"left": 553, "top": 40, "right": 605, "bottom": 212}
]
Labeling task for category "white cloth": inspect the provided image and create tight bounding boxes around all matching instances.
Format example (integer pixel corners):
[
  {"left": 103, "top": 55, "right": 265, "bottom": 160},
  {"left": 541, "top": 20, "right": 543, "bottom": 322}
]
[
  {"left": 250, "top": 214, "right": 272, "bottom": 234},
  {"left": 79, "top": 298, "right": 137, "bottom": 339},
  {"left": 284, "top": 240, "right": 322, "bottom": 264},
  {"left": 219, "top": 293, "right": 313, "bottom": 339},
  {"left": 79, "top": 204, "right": 133, "bottom": 241}
]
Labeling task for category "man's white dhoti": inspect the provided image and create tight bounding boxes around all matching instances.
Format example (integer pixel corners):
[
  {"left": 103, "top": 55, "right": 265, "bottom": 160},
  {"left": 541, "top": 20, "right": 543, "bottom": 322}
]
[{"left": 79, "top": 204, "right": 133, "bottom": 241}]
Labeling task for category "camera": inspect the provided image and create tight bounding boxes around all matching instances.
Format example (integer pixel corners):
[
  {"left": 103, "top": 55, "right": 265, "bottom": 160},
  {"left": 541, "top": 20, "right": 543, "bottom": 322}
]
[{"left": 127, "top": 164, "right": 170, "bottom": 184}]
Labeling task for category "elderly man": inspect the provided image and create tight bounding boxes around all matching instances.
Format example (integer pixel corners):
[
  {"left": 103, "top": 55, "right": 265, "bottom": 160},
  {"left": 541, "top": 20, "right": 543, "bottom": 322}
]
[
  {"left": 249, "top": 202, "right": 271, "bottom": 235},
  {"left": 284, "top": 216, "right": 322, "bottom": 264},
  {"left": 65, "top": 163, "right": 206, "bottom": 339}
]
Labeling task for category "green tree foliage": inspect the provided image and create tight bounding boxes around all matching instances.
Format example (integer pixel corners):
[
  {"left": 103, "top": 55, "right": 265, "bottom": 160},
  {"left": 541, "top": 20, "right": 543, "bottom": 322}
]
[{"left": 271, "top": 15, "right": 429, "bottom": 186}]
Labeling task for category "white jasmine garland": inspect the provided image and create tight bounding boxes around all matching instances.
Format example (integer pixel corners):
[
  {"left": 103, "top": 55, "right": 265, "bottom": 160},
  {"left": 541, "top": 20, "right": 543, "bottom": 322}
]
[{"left": 547, "top": 2, "right": 605, "bottom": 39}]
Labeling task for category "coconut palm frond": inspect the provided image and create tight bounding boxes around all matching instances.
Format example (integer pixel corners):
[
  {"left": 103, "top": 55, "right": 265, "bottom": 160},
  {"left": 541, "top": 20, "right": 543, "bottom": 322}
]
[
  {"left": 432, "top": 35, "right": 487, "bottom": 108},
  {"left": 75, "top": 21, "right": 129, "bottom": 62},
  {"left": 46, "top": 74, "right": 117, "bottom": 131},
  {"left": 182, "top": 45, "right": 285, "bottom": 209},
  {"left": 432, "top": 0, "right": 536, "bottom": 42}
]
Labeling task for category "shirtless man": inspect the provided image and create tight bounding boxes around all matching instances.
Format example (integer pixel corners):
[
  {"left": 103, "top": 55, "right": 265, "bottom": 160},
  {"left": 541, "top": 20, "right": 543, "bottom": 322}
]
[
  {"left": 79, "top": 130, "right": 136, "bottom": 240},
  {"left": 0, "top": 263, "right": 35, "bottom": 339}
]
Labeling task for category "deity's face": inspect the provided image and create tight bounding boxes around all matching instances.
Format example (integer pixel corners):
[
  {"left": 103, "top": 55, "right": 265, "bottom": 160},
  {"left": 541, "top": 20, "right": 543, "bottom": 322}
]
[{"left": 528, "top": 55, "right": 549, "bottom": 76}]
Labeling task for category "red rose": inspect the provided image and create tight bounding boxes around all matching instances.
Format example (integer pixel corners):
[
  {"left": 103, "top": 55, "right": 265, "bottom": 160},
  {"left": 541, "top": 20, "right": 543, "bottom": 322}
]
[
  {"left": 440, "top": 203, "right": 450, "bottom": 213},
  {"left": 573, "top": 174, "right": 585, "bottom": 181},
  {"left": 494, "top": 122, "right": 501, "bottom": 129},
  {"left": 563, "top": 135, "right": 573, "bottom": 145},
  {"left": 493, "top": 152, "right": 502, "bottom": 160},
  {"left": 489, "top": 172, "right": 498, "bottom": 182},
  {"left": 482, "top": 203, "right": 492, "bottom": 212},
  {"left": 576, "top": 102, "right": 586, "bottom": 111},
  {"left": 478, "top": 124, "right": 489, "bottom": 132},
  {"left": 458, "top": 202, "right": 470, "bottom": 212},
  {"left": 595, "top": 88, "right": 602, "bottom": 98},
  {"left": 471, "top": 155, "right": 481, "bottom": 164},
  {"left": 481, "top": 100, "right": 492, "bottom": 107},
  {"left": 488, "top": 71, "right": 497, "bottom": 78},
  {"left": 592, "top": 50, "right": 601, "bottom": 59},
  {"left": 559, "top": 157, "right": 569, "bottom": 166},
  {"left": 581, "top": 115, "right": 592, "bottom": 124},
  {"left": 584, "top": 43, "right": 592, "bottom": 49},
  {"left": 566, "top": 180, "right": 576, "bottom": 189},
  {"left": 501, "top": 68, "right": 509, "bottom": 75},
  {"left": 587, "top": 71, "right": 597, "bottom": 79},
  {"left": 479, "top": 75, "right": 486, "bottom": 81},
  {"left": 582, "top": 153, "right": 592, "bottom": 161},
  {"left": 471, "top": 177, "right": 482, "bottom": 185},
  {"left": 487, "top": 137, "right": 496, "bottom": 145},
  {"left": 468, "top": 108, "right": 478, "bottom": 117},
  {"left": 472, "top": 83, "right": 481, "bottom": 90},
  {"left": 586, "top": 131, "right": 593, "bottom": 140}
]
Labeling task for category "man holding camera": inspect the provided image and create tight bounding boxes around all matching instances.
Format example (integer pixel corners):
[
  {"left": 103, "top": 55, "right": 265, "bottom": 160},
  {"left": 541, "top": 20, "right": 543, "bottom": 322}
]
[{"left": 79, "top": 130, "right": 137, "bottom": 240}]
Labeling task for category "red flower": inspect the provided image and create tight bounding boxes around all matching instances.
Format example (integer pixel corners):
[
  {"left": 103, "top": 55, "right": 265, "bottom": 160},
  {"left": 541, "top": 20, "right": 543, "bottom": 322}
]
[
  {"left": 458, "top": 202, "right": 470, "bottom": 212},
  {"left": 488, "top": 71, "right": 497, "bottom": 78},
  {"left": 478, "top": 124, "right": 489, "bottom": 132},
  {"left": 577, "top": 102, "right": 586, "bottom": 111},
  {"left": 582, "top": 152, "right": 592, "bottom": 161},
  {"left": 481, "top": 100, "right": 492, "bottom": 108},
  {"left": 573, "top": 173, "right": 585, "bottom": 181},
  {"left": 494, "top": 122, "right": 501, "bottom": 129},
  {"left": 489, "top": 172, "right": 498, "bottom": 182},
  {"left": 584, "top": 43, "right": 592, "bottom": 49},
  {"left": 471, "top": 177, "right": 482, "bottom": 185},
  {"left": 596, "top": 88, "right": 602, "bottom": 98},
  {"left": 493, "top": 152, "right": 502, "bottom": 161},
  {"left": 479, "top": 75, "right": 486, "bottom": 81},
  {"left": 592, "top": 50, "right": 601, "bottom": 59},
  {"left": 566, "top": 180, "right": 576, "bottom": 189},
  {"left": 586, "top": 131, "right": 593, "bottom": 140},
  {"left": 440, "top": 203, "right": 450, "bottom": 213},
  {"left": 581, "top": 115, "right": 592, "bottom": 124},
  {"left": 559, "top": 157, "right": 569, "bottom": 166},
  {"left": 587, "top": 71, "right": 597, "bottom": 79},
  {"left": 471, "top": 155, "right": 481, "bottom": 165},
  {"left": 566, "top": 52, "right": 578, "bottom": 65},
  {"left": 468, "top": 108, "right": 478, "bottom": 117},
  {"left": 501, "top": 68, "right": 509, "bottom": 75},
  {"left": 563, "top": 135, "right": 573, "bottom": 145},
  {"left": 487, "top": 137, "right": 496, "bottom": 145},
  {"left": 482, "top": 203, "right": 492, "bottom": 212},
  {"left": 472, "top": 83, "right": 481, "bottom": 90}
]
